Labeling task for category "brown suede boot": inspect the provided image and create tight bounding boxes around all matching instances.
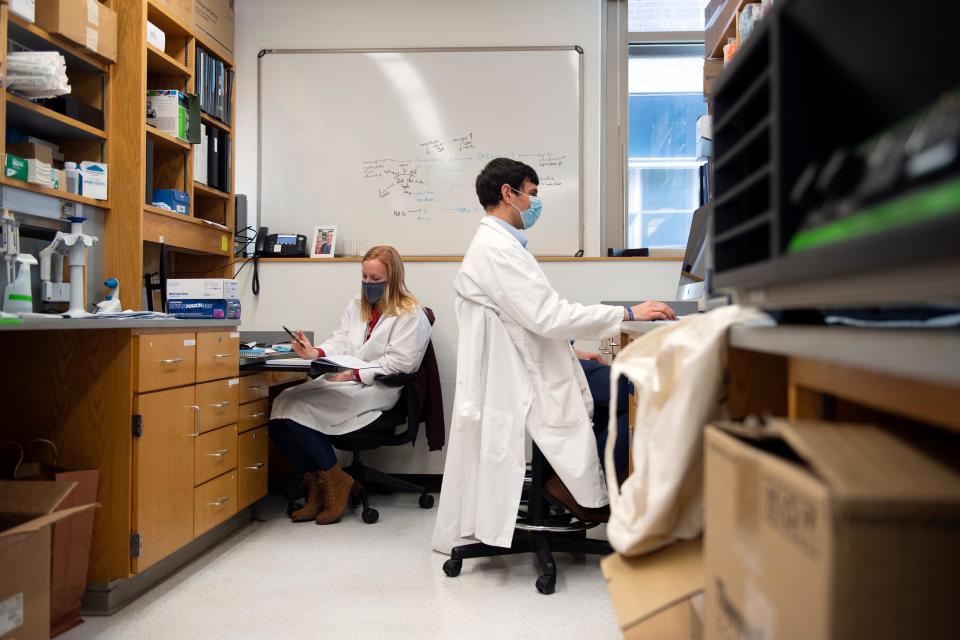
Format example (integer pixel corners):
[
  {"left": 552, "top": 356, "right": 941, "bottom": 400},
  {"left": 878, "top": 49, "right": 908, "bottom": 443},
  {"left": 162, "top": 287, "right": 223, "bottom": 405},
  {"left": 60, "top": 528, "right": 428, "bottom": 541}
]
[
  {"left": 290, "top": 471, "right": 324, "bottom": 522},
  {"left": 545, "top": 474, "right": 610, "bottom": 523},
  {"left": 315, "top": 463, "right": 359, "bottom": 525}
]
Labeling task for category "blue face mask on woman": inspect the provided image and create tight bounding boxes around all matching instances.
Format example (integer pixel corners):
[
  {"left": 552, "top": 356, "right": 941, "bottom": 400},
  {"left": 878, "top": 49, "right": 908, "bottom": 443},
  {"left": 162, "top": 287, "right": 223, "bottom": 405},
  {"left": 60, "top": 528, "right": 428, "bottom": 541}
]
[
  {"left": 362, "top": 281, "right": 387, "bottom": 304},
  {"left": 510, "top": 187, "right": 542, "bottom": 229}
]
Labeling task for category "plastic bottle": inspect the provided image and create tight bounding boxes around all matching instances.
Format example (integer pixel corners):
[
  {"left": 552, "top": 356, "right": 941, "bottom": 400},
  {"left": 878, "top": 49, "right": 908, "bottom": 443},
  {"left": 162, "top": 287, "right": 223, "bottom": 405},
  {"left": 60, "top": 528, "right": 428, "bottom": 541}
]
[{"left": 64, "top": 162, "right": 80, "bottom": 195}]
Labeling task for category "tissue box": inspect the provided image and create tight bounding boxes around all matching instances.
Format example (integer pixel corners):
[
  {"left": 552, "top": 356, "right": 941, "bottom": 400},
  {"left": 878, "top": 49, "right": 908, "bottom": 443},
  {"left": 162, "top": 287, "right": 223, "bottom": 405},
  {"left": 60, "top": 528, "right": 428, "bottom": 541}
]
[
  {"left": 26, "top": 158, "right": 54, "bottom": 188},
  {"left": 79, "top": 161, "right": 107, "bottom": 200},
  {"left": 152, "top": 189, "right": 190, "bottom": 215},
  {"left": 166, "top": 278, "right": 239, "bottom": 300},
  {"left": 5, "top": 154, "right": 28, "bottom": 181},
  {"left": 166, "top": 298, "right": 241, "bottom": 320},
  {"left": 146, "top": 90, "right": 188, "bottom": 140}
]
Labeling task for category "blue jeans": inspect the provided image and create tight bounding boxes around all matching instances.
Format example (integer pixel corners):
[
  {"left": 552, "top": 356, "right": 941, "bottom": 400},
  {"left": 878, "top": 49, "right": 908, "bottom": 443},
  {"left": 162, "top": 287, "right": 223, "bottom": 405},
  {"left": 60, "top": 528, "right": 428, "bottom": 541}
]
[
  {"left": 268, "top": 418, "right": 338, "bottom": 473},
  {"left": 579, "top": 359, "right": 630, "bottom": 480}
]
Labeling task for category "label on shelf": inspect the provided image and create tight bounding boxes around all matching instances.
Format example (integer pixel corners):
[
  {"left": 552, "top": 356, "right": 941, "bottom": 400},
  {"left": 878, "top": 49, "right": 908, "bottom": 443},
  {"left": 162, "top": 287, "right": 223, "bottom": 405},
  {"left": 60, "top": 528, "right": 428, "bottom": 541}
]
[
  {"left": 184, "top": 339, "right": 196, "bottom": 347},
  {"left": 86, "top": 27, "right": 98, "bottom": 53}
]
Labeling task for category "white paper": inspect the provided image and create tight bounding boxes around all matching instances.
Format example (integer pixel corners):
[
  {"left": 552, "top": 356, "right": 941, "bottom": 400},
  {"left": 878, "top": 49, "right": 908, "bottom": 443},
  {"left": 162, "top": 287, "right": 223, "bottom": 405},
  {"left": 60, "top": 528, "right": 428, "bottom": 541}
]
[
  {"left": 264, "top": 358, "right": 313, "bottom": 367},
  {"left": 316, "top": 354, "right": 377, "bottom": 369}
]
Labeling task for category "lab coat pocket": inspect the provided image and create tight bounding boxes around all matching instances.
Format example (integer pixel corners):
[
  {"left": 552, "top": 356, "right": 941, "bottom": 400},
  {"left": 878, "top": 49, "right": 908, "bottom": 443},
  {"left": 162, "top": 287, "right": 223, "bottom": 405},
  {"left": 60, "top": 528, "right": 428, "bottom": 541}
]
[
  {"left": 480, "top": 406, "right": 515, "bottom": 466},
  {"left": 541, "top": 378, "right": 586, "bottom": 428}
]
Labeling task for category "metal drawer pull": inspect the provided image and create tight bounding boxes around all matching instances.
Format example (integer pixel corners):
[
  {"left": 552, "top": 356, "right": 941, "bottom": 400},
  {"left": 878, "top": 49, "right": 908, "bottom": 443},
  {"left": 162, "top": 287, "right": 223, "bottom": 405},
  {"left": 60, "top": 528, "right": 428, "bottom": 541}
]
[
  {"left": 207, "top": 449, "right": 230, "bottom": 457},
  {"left": 188, "top": 406, "right": 201, "bottom": 437},
  {"left": 213, "top": 353, "right": 234, "bottom": 358},
  {"left": 246, "top": 412, "right": 266, "bottom": 419},
  {"left": 208, "top": 496, "right": 230, "bottom": 507},
  {"left": 249, "top": 384, "right": 267, "bottom": 390},
  {"left": 245, "top": 462, "right": 265, "bottom": 470},
  {"left": 211, "top": 401, "right": 231, "bottom": 408},
  {"left": 162, "top": 357, "right": 183, "bottom": 365}
]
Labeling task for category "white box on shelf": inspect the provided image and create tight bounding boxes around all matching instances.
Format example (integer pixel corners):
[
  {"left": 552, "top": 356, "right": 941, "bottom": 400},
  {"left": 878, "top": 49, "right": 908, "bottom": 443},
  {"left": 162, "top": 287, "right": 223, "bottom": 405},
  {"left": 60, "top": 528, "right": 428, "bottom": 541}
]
[
  {"left": 10, "top": 0, "right": 36, "bottom": 22},
  {"left": 147, "top": 21, "right": 166, "bottom": 51},
  {"left": 79, "top": 161, "right": 108, "bottom": 200}
]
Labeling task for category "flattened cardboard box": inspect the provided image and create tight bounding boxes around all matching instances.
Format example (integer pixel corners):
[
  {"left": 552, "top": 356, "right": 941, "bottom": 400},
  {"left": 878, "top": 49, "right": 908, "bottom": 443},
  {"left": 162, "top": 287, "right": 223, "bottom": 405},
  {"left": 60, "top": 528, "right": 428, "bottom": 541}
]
[
  {"left": 193, "top": 0, "right": 234, "bottom": 57},
  {"left": 703, "top": 420, "right": 960, "bottom": 640},
  {"left": 0, "top": 481, "right": 97, "bottom": 640}
]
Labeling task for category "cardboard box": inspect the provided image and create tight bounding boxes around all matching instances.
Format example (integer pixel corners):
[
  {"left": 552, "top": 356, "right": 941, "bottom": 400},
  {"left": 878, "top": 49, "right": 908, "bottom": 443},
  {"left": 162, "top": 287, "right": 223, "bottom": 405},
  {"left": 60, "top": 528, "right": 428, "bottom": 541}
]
[
  {"left": 79, "top": 161, "right": 107, "bottom": 200},
  {"left": 166, "top": 278, "right": 238, "bottom": 300},
  {"left": 703, "top": 58, "right": 724, "bottom": 97},
  {"left": 146, "top": 90, "right": 188, "bottom": 140},
  {"left": 602, "top": 539, "right": 704, "bottom": 639},
  {"left": 35, "top": 0, "right": 117, "bottom": 63},
  {"left": 0, "top": 481, "right": 97, "bottom": 640},
  {"left": 147, "top": 20, "right": 166, "bottom": 51},
  {"left": 704, "top": 420, "right": 960, "bottom": 640},
  {"left": 153, "top": 0, "right": 192, "bottom": 26},
  {"left": 193, "top": 0, "right": 234, "bottom": 57},
  {"left": 38, "top": 96, "right": 105, "bottom": 130},
  {"left": 166, "top": 298, "right": 240, "bottom": 320},
  {"left": 6, "top": 142, "right": 52, "bottom": 165},
  {"left": 5, "top": 154, "right": 28, "bottom": 181},
  {"left": 152, "top": 188, "right": 190, "bottom": 215}
]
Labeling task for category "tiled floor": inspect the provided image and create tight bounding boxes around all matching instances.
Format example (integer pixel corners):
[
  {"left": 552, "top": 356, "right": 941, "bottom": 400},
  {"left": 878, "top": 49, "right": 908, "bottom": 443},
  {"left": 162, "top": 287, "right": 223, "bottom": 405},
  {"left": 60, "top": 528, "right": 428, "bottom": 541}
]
[{"left": 65, "top": 494, "right": 622, "bottom": 640}]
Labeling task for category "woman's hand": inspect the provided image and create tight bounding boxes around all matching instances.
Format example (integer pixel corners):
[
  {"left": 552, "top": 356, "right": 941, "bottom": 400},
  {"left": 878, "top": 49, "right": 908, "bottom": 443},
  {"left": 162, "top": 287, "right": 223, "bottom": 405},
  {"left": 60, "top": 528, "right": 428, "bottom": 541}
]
[
  {"left": 291, "top": 330, "right": 320, "bottom": 360},
  {"left": 327, "top": 370, "right": 357, "bottom": 382},
  {"left": 629, "top": 301, "right": 678, "bottom": 321},
  {"left": 574, "top": 349, "right": 606, "bottom": 365}
]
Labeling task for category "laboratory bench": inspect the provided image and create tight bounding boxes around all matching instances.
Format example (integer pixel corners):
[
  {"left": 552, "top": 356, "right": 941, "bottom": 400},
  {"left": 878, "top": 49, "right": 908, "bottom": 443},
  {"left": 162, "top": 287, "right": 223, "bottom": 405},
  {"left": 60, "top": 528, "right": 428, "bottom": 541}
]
[{"left": 0, "top": 319, "right": 302, "bottom": 614}]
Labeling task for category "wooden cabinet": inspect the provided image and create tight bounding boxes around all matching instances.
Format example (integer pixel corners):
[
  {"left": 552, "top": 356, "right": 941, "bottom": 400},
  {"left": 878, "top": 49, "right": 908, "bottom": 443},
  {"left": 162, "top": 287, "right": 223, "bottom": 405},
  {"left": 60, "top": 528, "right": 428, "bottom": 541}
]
[
  {"left": 194, "top": 471, "right": 238, "bottom": 537},
  {"left": 197, "top": 331, "right": 240, "bottom": 382},
  {"left": 238, "top": 427, "right": 269, "bottom": 510},
  {"left": 133, "top": 386, "right": 197, "bottom": 573},
  {"left": 195, "top": 424, "right": 239, "bottom": 485},
  {"left": 239, "top": 373, "right": 270, "bottom": 404},
  {"left": 195, "top": 377, "right": 240, "bottom": 433},
  {"left": 239, "top": 399, "right": 268, "bottom": 433},
  {"left": 134, "top": 333, "right": 197, "bottom": 392}
]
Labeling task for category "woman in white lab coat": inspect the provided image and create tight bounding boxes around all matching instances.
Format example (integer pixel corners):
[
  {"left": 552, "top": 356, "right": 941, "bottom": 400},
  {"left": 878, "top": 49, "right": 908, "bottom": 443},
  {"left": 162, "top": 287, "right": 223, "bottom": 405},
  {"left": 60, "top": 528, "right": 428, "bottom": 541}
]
[{"left": 269, "top": 245, "right": 432, "bottom": 525}]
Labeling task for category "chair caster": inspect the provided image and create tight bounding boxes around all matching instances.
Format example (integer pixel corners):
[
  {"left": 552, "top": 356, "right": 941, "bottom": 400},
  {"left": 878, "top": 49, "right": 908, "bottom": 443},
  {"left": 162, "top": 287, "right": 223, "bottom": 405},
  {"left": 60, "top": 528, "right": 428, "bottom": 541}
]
[
  {"left": 442, "top": 559, "right": 462, "bottom": 577},
  {"left": 536, "top": 575, "right": 556, "bottom": 595},
  {"left": 419, "top": 493, "right": 435, "bottom": 509},
  {"left": 361, "top": 508, "right": 379, "bottom": 524}
]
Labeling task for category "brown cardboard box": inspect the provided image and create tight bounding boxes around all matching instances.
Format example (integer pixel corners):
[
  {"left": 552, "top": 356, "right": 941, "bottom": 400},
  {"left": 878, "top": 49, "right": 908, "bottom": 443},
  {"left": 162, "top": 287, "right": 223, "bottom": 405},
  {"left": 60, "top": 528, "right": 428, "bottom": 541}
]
[
  {"left": 153, "top": 0, "right": 193, "bottom": 27},
  {"left": 6, "top": 142, "right": 53, "bottom": 165},
  {"left": 703, "top": 420, "right": 960, "bottom": 640},
  {"left": 193, "top": 0, "right": 234, "bottom": 58},
  {"left": 602, "top": 539, "right": 704, "bottom": 639},
  {"left": 0, "top": 481, "right": 97, "bottom": 640},
  {"left": 703, "top": 58, "right": 724, "bottom": 97},
  {"left": 705, "top": 0, "right": 739, "bottom": 58},
  {"left": 35, "top": 0, "right": 117, "bottom": 63}
]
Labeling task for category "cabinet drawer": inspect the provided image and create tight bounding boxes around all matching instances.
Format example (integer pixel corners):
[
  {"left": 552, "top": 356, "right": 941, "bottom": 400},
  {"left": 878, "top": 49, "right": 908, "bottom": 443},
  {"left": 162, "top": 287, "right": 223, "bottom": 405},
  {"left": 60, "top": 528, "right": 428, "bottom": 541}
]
[
  {"left": 239, "top": 373, "right": 270, "bottom": 404},
  {"left": 196, "top": 331, "right": 240, "bottom": 383},
  {"left": 135, "top": 333, "right": 197, "bottom": 392},
  {"left": 195, "top": 424, "right": 238, "bottom": 486},
  {"left": 238, "top": 427, "right": 269, "bottom": 510},
  {"left": 194, "top": 471, "right": 237, "bottom": 537},
  {"left": 196, "top": 378, "right": 240, "bottom": 433},
  {"left": 270, "top": 371, "right": 307, "bottom": 386},
  {"left": 239, "top": 399, "right": 269, "bottom": 433}
]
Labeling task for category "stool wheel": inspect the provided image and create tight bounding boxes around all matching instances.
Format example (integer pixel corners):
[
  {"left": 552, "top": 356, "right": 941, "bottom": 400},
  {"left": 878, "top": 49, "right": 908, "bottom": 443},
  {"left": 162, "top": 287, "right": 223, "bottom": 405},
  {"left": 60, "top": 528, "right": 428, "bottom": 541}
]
[
  {"left": 419, "top": 493, "right": 435, "bottom": 509},
  {"left": 536, "top": 575, "right": 555, "bottom": 595},
  {"left": 361, "top": 508, "right": 379, "bottom": 524},
  {"left": 442, "top": 559, "right": 462, "bottom": 577}
]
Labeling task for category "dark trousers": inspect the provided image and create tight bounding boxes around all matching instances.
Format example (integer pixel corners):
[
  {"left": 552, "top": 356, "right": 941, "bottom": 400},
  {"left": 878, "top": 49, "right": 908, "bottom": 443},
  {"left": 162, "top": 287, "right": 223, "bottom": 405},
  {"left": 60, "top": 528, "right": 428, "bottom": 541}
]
[
  {"left": 579, "top": 359, "right": 630, "bottom": 479},
  {"left": 268, "top": 418, "right": 339, "bottom": 474}
]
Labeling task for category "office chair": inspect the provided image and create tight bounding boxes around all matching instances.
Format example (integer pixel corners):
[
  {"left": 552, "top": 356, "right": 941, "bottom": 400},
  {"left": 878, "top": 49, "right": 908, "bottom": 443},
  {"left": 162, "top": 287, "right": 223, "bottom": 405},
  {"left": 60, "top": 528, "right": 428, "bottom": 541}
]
[
  {"left": 324, "top": 308, "right": 440, "bottom": 524},
  {"left": 442, "top": 444, "right": 613, "bottom": 595}
]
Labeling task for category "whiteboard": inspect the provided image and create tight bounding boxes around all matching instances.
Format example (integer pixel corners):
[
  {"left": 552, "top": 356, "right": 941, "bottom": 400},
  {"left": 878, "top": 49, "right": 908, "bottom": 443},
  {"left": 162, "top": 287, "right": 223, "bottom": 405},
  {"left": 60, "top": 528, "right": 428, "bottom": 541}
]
[{"left": 257, "top": 47, "right": 583, "bottom": 256}]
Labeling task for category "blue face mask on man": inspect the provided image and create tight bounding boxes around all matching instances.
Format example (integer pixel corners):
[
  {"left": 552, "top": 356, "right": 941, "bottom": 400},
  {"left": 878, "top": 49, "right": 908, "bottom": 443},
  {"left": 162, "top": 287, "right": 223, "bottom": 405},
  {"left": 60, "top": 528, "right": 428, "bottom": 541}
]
[{"left": 510, "top": 187, "right": 542, "bottom": 229}]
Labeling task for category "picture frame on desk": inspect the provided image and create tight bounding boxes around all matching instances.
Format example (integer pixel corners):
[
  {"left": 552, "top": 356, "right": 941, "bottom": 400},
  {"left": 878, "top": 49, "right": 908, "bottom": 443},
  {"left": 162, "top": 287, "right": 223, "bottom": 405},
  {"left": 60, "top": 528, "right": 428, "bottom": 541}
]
[{"left": 311, "top": 225, "right": 337, "bottom": 258}]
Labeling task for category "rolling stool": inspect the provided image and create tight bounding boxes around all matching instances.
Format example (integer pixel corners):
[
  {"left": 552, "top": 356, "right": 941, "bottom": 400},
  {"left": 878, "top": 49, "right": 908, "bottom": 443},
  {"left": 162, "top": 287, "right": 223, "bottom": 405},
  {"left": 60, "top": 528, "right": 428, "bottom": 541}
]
[{"left": 442, "top": 444, "right": 612, "bottom": 594}]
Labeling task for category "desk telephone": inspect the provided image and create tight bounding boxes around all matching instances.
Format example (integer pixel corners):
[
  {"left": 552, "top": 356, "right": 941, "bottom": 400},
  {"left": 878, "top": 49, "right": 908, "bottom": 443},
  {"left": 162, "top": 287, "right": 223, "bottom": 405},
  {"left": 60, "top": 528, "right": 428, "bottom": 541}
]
[{"left": 254, "top": 227, "right": 308, "bottom": 257}]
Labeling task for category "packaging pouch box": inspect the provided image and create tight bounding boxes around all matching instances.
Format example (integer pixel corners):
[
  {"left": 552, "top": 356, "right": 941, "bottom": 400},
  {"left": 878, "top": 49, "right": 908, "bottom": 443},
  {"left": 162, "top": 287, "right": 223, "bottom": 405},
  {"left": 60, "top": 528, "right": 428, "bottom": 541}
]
[
  {"left": 79, "top": 161, "right": 107, "bottom": 200},
  {"left": 166, "top": 278, "right": 238, "bottom": 300},
  {"left": 0, "top": 481, "right": 97, "bottom": 640},
  {"left": 34, "top": 0, "right": 118, "bottom": 63},
  {"left": 146, "top": 90, "right": 188, "bottom": 140},
  {"left": 152, "top": 189, "right": 190, "bottom": 215},
  {"left": 166, "top": 298, "right": 240, "bottom": 320},
  {"left": 5, "top": 154, "right": 28, "bottom": 181},
  {"left": 703, "top": 420, "right": 960, "bottom": 640}
]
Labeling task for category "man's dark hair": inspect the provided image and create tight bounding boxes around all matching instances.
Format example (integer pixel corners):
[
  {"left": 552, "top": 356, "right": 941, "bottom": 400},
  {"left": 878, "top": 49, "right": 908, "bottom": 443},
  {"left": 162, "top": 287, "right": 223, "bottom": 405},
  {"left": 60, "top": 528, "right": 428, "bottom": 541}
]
[{"left": 475, "top": 158, "right": 539, "bottom": 210}]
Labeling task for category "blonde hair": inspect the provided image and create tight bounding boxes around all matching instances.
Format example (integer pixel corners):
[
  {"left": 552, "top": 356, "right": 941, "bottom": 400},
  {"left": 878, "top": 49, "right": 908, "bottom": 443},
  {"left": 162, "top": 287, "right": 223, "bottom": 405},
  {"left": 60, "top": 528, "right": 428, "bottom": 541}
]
[{"left": 360, "top": 245, "right": 419, "bottom": 322}]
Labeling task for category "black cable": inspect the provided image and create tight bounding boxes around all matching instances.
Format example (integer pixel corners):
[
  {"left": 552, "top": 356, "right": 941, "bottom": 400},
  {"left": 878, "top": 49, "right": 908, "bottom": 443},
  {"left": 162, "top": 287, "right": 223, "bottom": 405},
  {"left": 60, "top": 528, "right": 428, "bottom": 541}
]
[{"left": 252, "top": 256, "right": 260, "bottom": 296}]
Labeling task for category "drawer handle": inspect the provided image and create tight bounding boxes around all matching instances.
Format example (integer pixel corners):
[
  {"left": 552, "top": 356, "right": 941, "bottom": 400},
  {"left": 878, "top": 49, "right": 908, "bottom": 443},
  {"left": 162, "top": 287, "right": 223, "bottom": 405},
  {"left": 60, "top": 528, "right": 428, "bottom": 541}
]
[
  {"left": 208, "top": 496, "right": 230, "bottom": 507},
  {"left": 248, "top": 384, "right": 267, "bottom": 390},
  {"left": 211, "top": 401, "right": 231, "bottom": 408},
  {"left": 246, "top": 412, "right": 266, "bottom": 419},
  {"left": 213, "top": 353, "right": 234, "bottom": 359},
  {"left": 188, "top": 406, "right": 201, "bottom": 437},
  {"left": 162, "top": 357, "right": 183, "bottom": 365},
  {"left": 207, "top": 449, "right": 230, "bottom": 458},
  {"left": 245, "top": 462, "right": 265, "bottom": 470}
]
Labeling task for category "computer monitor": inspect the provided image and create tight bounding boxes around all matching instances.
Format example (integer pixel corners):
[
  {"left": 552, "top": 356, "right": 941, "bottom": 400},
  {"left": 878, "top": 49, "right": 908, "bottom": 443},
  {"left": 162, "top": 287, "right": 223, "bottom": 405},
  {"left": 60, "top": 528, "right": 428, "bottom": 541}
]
[{"left": 676, "top": 204, "right": 711, "bottom": 301}]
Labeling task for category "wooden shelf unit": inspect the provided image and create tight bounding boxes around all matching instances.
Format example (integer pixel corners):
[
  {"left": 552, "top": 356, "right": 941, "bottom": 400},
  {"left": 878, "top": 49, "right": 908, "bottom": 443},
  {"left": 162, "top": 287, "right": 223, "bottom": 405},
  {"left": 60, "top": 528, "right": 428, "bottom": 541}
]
[
  {"left": 107, "top": 0, "right": 236, "bottom": 309},
  {"left": 0, "top": 176, "right": 110, "bottom": 209}
]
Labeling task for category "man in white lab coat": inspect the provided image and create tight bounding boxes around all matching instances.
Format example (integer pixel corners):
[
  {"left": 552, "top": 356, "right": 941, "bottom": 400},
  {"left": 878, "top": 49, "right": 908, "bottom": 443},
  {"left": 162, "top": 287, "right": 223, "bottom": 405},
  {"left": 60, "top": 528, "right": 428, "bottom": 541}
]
[{"left": 432, "top": 158, "right": 676, "bottom": 553}]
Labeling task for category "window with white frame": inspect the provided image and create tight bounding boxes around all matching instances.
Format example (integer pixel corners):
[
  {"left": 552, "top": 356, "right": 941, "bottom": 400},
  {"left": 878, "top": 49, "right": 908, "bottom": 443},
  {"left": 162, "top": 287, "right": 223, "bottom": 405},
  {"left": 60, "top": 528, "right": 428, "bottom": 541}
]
[{"left": 624, "top": 1, "right": 708, "bottom": 250}]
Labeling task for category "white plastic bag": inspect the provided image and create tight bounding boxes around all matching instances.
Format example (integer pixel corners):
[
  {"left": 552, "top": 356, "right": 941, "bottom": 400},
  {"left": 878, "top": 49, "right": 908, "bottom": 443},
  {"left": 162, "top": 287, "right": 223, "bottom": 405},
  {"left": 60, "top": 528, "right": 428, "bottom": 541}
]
[{"left": 604, "top": 305, "right": 772, "bottom": 556}]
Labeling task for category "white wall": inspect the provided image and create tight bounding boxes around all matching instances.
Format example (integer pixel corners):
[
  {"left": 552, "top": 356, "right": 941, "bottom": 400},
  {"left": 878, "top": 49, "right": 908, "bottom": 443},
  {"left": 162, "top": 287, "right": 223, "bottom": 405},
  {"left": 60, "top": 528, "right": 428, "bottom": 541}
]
[{"left": 233, "top": 0, "right": 683, "bottom": 474}]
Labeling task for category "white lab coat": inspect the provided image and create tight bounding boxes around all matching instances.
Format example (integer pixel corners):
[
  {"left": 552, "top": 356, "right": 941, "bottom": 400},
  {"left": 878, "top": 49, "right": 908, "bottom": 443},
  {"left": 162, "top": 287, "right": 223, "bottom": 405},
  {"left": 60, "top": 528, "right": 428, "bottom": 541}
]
[
  {"left": 270, "top": 295, "right": 432, "bottom": 436},
  {"left": 432, "top": 217, "right": 624, "bottom": 552}
]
